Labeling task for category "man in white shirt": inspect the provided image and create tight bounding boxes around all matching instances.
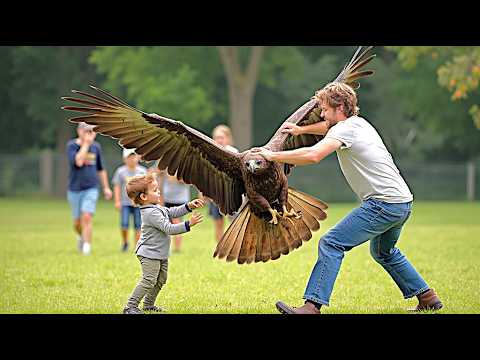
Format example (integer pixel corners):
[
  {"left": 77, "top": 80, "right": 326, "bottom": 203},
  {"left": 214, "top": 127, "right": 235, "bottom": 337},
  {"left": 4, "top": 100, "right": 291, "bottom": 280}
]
[{"left": 252, "top": 82, "right": 443, "bottom": 314}]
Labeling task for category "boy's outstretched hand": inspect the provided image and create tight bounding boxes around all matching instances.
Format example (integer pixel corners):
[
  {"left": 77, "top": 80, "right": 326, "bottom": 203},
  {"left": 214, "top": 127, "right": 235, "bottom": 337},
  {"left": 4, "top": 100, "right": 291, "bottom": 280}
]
[
  {"left": 188, "top": 198, "right": 206, "bottom": 210},
  {"left": 189, "top": 212, "right": 204, "bottom": 227}
]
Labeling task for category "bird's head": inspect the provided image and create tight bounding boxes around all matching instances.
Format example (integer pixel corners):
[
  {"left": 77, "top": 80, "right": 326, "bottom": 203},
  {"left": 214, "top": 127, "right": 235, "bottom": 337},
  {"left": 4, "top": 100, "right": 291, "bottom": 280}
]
[{"left": 243, "top": 153, "right": 269, "bottom": 174}]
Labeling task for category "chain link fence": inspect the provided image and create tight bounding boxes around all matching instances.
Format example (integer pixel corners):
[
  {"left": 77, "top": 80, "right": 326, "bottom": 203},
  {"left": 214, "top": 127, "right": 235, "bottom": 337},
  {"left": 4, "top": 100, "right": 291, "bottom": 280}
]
[{"left": 0, "top": 151, "right": 479, "bottom": 201}]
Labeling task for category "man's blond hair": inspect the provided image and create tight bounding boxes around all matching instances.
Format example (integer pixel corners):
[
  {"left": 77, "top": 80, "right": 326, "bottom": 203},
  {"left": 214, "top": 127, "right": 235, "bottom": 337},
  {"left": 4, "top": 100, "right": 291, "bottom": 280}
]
[
  {"left": 314, "top": 82, "right": 360, "bottom": 117},
  {"left": 126, "top": 174, "right": 156, "bottom": 205}
]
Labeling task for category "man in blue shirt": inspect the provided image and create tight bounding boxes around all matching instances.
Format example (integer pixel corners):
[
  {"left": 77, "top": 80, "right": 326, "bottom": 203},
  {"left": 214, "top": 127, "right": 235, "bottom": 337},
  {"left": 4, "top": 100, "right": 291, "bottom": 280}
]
[{"left": 66, "top": 122, "right": 113, "bottom": 255}]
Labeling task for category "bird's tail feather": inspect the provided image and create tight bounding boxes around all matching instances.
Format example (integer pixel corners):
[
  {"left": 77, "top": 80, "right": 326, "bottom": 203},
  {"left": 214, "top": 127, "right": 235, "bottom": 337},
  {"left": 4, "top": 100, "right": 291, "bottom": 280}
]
[
  {"left": 333, "top": 46, "right": 376, "bottom": 89},
  {"left": 213, "top": 187, "right": 328, "bottom": 264}
]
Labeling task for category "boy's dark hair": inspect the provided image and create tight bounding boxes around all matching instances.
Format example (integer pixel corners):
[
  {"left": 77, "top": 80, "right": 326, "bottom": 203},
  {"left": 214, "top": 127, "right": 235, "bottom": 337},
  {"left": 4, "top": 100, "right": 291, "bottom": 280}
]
[{"left": 126, "top": 174, "right": 155, "bottom": 205}]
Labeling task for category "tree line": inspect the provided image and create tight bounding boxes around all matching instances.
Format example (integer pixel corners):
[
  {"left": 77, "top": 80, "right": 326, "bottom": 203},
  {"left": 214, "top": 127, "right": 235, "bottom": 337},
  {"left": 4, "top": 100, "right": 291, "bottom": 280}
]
[{"left": 1, "top": 46, "right": 479, "bottom": 162}]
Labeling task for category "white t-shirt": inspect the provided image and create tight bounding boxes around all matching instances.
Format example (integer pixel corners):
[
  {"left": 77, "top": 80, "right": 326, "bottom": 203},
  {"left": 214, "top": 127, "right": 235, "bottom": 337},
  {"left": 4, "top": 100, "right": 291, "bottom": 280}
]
[
  {"left": 325, "top": 116, "right": 413, "bottom": 203},
  {"left": 163, "top": 176, "right": 191, "bottom": 204}
]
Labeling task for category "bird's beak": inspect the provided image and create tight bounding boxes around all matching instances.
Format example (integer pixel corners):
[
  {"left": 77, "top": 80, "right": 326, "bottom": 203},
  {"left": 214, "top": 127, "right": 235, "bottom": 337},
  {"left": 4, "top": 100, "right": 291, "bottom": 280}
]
[{"left": 248, "top": 160, "right": 257, "bottom": 173}]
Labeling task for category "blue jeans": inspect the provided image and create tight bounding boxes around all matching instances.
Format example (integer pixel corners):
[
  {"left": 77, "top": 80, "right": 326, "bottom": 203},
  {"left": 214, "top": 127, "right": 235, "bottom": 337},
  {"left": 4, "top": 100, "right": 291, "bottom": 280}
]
[
  {"left": 121, "top": 205, "right": 142, "bottom": 230},
  {"left": 303, "top": 198, "right": 429, "bottom": 306}
]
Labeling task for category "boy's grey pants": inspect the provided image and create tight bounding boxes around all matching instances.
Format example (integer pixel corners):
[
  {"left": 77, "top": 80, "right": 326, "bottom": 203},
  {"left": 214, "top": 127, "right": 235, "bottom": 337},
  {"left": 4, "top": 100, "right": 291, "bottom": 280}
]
[{"left": 127, "top": 256, "right": 168, "bottom": 308}]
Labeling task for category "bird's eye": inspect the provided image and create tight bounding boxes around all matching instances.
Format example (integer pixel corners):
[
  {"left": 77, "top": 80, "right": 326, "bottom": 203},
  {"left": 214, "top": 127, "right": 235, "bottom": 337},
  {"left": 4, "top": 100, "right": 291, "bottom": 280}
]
[{"left": 256, "top": 160, "right": 261, "bottom": 165}]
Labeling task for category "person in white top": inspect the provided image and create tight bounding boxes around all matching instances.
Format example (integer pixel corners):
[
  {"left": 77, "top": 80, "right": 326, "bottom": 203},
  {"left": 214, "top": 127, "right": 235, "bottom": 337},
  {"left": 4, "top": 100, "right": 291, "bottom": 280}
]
[
  {"left": 253, "top": 82, "right": 442, "bottom": 314},
  {"left": 200, "top": 124, "right": 239, "bottom": 243}
]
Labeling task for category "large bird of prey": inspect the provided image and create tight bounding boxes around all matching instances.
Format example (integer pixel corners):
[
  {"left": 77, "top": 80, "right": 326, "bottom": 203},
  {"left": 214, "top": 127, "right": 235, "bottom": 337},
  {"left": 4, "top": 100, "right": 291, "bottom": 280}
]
[{"left": 62, "top": 46, "right": 375, "bottom": 264}]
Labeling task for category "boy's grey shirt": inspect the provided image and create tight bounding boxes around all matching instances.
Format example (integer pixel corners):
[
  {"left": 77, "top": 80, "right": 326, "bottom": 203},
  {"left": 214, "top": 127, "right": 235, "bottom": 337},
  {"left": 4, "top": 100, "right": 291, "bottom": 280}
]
[{"left": 135, "top": 203, "right": 192, "bottom": 260}]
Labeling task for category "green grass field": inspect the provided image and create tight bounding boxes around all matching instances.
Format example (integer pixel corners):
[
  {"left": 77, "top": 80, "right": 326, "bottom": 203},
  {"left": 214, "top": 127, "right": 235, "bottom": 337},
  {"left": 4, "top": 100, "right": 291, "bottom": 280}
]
[{"left": 1, "top": 197, "right": 479, "bottom": 314}]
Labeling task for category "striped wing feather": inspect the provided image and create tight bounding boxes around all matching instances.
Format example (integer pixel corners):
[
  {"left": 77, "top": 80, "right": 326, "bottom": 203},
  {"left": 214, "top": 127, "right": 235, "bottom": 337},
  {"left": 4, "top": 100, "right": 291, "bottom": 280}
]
[
  {"left": 62, "top": 85, "right": 245, "bottom": 215},
  {"left": 265, "top": 46, "right": 376, "bottom": 175}
]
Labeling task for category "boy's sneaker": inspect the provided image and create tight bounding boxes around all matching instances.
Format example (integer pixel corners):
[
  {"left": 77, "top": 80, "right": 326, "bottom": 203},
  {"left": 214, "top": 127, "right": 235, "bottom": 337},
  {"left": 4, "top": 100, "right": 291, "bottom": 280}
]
[
  {"left": 121, "top": 243, "right": 129, "bottom": 252},
  {"left": 82, "top": 242, "right": 91, "bottom": 255},
  {"left": 143, "top": 305, "right": 164, "bottom": 312},
  {"left": 123, "top": 306, "right": 144, "bottom": 314},
  {"left": 77, "top": 235, "right": 84, "bottom": 252}
]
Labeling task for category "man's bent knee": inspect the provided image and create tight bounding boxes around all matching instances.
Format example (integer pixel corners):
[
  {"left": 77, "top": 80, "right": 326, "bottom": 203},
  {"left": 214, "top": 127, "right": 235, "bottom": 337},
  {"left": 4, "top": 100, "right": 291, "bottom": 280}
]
[
  {"left": 319, "top": 234, "right": 347, "bottom": 254},
  {"left": 370, "top": 245, "right": 397, "bottom": 264}
]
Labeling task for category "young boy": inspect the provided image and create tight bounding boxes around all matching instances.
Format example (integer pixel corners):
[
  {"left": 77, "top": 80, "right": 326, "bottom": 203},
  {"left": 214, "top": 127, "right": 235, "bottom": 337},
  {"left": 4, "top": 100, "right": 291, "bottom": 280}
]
[
  {"left": 123, "top": 173, "right": 205, "bottom": 314},
  {"left": 112, "top": 148, "right": 148, "bottom": 252}
]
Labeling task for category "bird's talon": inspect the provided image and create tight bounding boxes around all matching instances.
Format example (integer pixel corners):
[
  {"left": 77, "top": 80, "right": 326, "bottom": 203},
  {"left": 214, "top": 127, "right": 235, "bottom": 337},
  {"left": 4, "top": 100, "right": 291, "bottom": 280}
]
[
  {"left": 282, "top": 205, "right": 302, "bottom": 219},
  {"left": 268, "top": 208, "right": 280, "bottom": 225}
]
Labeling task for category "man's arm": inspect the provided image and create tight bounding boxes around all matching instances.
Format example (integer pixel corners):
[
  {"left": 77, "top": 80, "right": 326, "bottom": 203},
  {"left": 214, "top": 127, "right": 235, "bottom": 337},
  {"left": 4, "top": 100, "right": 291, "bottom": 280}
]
[
  {"left": 74, "top": 131, "right": 96, "bottom": 167},
  {"left": 281, "top": 120, "right": 331, "bottom": 136},
  {"left": 113, "top": 184, "right": 121, "bottom": 210},
  {"left": 75, "top": 142, "right": 91, "bottom": 167},
  {"left": 98, "top": 170, "right": 113, "bottom": 200},
  {"left": 252, "top": 138, "right": 342, "bottom": 166}
]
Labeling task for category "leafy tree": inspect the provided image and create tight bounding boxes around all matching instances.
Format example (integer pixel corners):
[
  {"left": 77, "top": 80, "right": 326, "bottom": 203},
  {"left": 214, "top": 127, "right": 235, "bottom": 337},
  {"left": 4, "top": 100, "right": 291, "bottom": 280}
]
[
  {"left": 5, "top": 46, "right": 105, "bottom": 194},
  {"left": 0, "top": 47, "right": 31, "bottom": 154},
  {"left": 90, "top": 46, "right": 222, "bottom": 128},
  {"left": 90, "top": 46, "right": 310, "bottom": 150},
  {"left": 387, "top": 46, "right": 480, "bottom": 129}
]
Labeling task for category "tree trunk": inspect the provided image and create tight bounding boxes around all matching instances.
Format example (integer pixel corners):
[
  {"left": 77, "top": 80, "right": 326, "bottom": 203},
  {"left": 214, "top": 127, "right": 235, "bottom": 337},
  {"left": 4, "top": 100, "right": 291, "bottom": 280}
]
[
  {"left": 55, "top": 121, "right": 71, "bottom": 197},
  {"left": 466, "top": 160, "right": 475, "bottom": 201},
  {"left": 218, "top": 46, "right": 264, "bottom": 151},
  {"left": 55, "top": 46, "right": 72, "bottom": 197}
]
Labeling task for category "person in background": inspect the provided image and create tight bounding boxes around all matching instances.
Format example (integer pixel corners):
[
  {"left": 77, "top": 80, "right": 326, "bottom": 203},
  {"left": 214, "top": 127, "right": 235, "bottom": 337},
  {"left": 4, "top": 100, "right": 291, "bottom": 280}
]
[
  {"left": 159, "top": 171, "right": 192, "bottom": 253},
  {"left": 66, "top": 122, "right": 112, "bottom": 255},
  {"left": 202, "top": 125, "right": 239, "bottom": 243},
  {"left": 112, "top": 148, "right": 148, "bottom": 252}
]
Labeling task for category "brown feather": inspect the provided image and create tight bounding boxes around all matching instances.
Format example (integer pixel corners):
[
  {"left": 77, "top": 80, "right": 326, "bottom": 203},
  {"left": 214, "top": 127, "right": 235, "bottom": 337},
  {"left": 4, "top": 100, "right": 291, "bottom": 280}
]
[
  {"left": 147, "top": 136, "right": 179, "bottom": 164},
  {"left": 284, "top": 218, "right": 305, "bottom": 249},
  {"left": 270, "top": 220, "right": 290, "bottom": 259},
  {"left": 289, "top": 187, "right": 328, "bottom": 210},
  {"left": 179, "top": 151, "right": 195, "bottom": 184},
  {"left": 63, "top": 86, "right": 245, "bottom": 222},
  {"left": 89, "top": 85, "right": 141, "bottom": 112},
  {"left": 278, "top": 218, "right": 297, "bottom": 251},
  {"left": 215, "top": 203, "right": 249, "bottom": 259},
  {"left": 237, "top": 214, "right": 257, "bottom": 264},
  {"left": 226, "top": 209, "right": 251, "bottom": 262},
  {"left": 254, "top": 215, "right": 265, "bottom": 263},
  {"left": 260, "top": 223, "right": 273, "bottom": 262},
  {"left": 121, "top": 133, "right": 162, "bottom": 152},
  {"left": 62, "top": 96, "right": 118, "bottom": 110},
  {"left": 61, "top": 106, "right": 121, "bottom": 115},
  {"left": 167, "top": 140, "right": 189, "bottom": 176},
  {"left": 158, "top": 145, "right": 180, "bottom": 171},
  {"left": 279, "top": 218, "right": 300, "bottom": 250},
  {"left": 107, "top": 127, "right": 158, "bottom": 140},
  {"left": 348, "top": 54, "right": 376, "bottom": 74},
  {"left": 71, "top": 89, "right": 121, "bottom": 108},
  {"left": 288, "top": 196, "right": 320, "bottom": 231},
  {"left": 67, "top": 115, "right": 123, "bottom": 125},
  {"left": 346, "top": 70, "right": 375, "bottom": 82}
]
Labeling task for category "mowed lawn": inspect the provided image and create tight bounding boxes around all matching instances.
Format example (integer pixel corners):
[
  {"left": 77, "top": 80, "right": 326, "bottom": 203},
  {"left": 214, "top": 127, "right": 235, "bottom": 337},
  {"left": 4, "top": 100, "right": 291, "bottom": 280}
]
[{"left": 0, "top": 197, "right": 479, "bottom": 314}]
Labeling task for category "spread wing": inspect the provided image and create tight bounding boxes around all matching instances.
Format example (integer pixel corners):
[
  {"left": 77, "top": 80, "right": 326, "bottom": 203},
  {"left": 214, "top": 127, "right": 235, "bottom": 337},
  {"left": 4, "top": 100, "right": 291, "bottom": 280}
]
[
  {"left": 62, "top": 85, "right": 245, "bottom": 215},
  {"left": 264, "top": 46, "right": 376, "bottom": 174}
]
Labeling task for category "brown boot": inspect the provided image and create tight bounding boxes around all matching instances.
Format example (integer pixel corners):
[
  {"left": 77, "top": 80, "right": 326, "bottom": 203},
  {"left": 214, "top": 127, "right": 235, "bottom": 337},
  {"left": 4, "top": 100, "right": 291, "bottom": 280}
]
[
  {"left": 276, "top": 301, "right": 321, "bottom": 314},
  {"left": 408, "top": 289, "right": 443, "bottom": 312}
]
